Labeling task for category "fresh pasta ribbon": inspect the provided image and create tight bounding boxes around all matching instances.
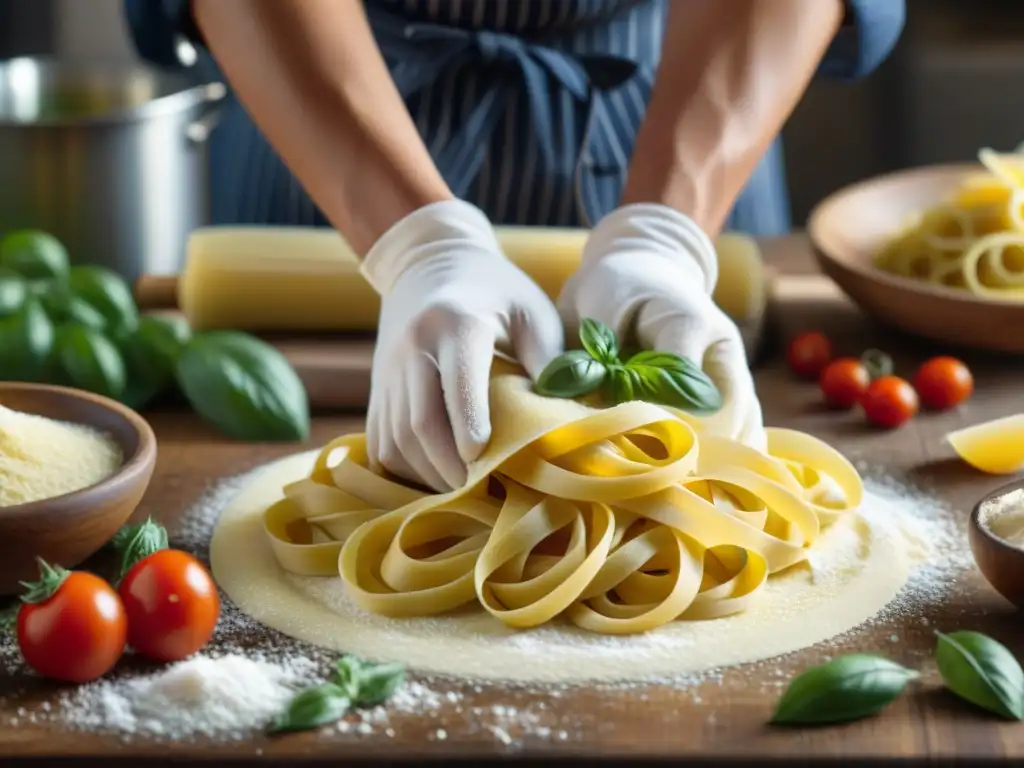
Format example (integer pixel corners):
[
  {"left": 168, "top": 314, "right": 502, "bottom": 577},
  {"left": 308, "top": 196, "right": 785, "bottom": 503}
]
[
  {"left": 875, "top": 146, "right": 1024, "bottom": 297},
  {"left": 262, "top": 366, "right": 863, "bottom": 635}
]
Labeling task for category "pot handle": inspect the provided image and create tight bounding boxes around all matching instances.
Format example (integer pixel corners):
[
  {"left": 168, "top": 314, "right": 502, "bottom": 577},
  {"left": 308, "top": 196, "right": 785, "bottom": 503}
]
[{"left": 186, "top": 82, "right": 228, "bottom": 145}]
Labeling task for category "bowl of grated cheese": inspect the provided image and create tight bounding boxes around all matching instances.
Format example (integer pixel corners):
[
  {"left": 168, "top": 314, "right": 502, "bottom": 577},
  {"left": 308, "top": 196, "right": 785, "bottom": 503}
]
[
  {"left": 0, "top": 382, "right": 156, "bottom": 594},
  {"left": 970, "top": 480, "right": 1024, "bottom": 610}
]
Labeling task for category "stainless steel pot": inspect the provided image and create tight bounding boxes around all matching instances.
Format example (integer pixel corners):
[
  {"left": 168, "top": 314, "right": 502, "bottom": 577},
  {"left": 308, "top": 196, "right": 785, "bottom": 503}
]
[{"left": 0, "top": 57, "right": 225, "bottom": 284}]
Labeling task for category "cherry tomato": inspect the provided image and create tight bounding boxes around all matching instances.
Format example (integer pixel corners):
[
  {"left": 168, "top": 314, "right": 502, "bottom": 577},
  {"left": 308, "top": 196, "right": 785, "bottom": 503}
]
[
  {"left": 787, "top": 331, "right": 833, "bottom": 379},
  {"left": 861, "top": 376, "right": 919, "bottom": 429},
  {"left": 819, "top": 358, "right": 871, "bottom": 409},
  {"left": 118, "top": 549, "right": 219, "bottom": 662},
  {"left": 912, "top": 356, "right": 974, "bottom": 410},
  {"left": 17, "top": 567, "right": 127, "bottom": 683}
]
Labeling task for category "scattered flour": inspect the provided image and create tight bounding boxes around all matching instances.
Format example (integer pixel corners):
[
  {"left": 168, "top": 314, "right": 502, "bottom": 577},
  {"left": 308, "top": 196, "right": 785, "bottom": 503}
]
[
  {"left": 60, "top": 653, "right": 318, "bottom": 739},
  {"left": 0, "top": 458, "right": 978, "bottom": 746}
]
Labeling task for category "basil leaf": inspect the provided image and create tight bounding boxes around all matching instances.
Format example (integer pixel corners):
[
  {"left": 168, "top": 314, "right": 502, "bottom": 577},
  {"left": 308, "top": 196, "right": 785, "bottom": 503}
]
[
  {"left": 0, "top": 230, "right": 69, "bottom": 282},
  {"left": 623, "top": 350, "right": 723, "bottom": 414},
  {"left": 607, "top": 364, "right": 640, "bottom": 404},
  {"left": 118, "top": 315, "right": 192, "bottom": 410},
  {"left": 269, "top": 683, "right": 351, "bottom": 734},
  {"left": 578, "top": 317, "right": 619, "bottom": 364},
  {"left": 176, "top": 331, "right": 310, "bottom": 442},
  {"left": 68, "top": 265, "right": 139, "bottom": 337},
  {"left": 771, "top": 654, "right": 918, "bottom": 725},
  {"left": 0, "top": 269, "right": 27, "bottom": 317},
  {"left": 936, "top": 631, "right": 1024, "bottom": 720},
  {"left": 119, "top": 335, "right": 167, "bottom": 411},
  {"left": 112, "top": 517, "right": 169, "bottom": 581},
  {"left": 332, "top": 656, "right": 363, "bottom": 700},
  {"left": 61, "top": 296, "right": 108, "bottom": 332},
  {"left": 54, "top": 325, "right": 127, "bottom": 399},
  {"left": 535, "top": 350, "right": 607, "bottom": 399},
  {"left": 354, "top": 662, "right": 405, "bottom": 707},
  {"left": 0, "top": 298, "right": 54, "bottom": 382},
  {"left": 138, "top": 314, "right": 191, "bottom": 367}
]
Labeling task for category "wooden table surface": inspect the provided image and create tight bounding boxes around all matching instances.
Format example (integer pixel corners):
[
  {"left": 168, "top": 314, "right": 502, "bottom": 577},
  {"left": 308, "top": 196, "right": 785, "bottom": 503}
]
[{"left": 2, "top": 234, "right": 1023, "bottom": 764}]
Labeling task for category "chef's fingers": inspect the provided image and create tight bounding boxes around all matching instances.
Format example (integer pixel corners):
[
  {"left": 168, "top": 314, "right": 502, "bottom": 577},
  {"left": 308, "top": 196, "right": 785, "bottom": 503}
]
[
  {"left": 651, "top": 315, "right": 711, "bottom": 373},
  {"left": 406, "top": 353, "right": 465, "bottom": 491},
  {"left": 438, "top": 317, "right": 495, "bottom": 464},
  {"left": 379, "top": 384, "right": 439, "bottom": 489},
  {"left": 704, "top": 333, "right": 760, "bottom": 444},
  {"left": 365, "top": 382, "right": 386, "bottom": 474},
  {"left": 511, "top": 300, "right": 564, "bottom": 382}
]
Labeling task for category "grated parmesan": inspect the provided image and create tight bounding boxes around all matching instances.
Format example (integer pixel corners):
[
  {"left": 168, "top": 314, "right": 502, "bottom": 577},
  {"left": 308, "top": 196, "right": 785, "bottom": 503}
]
[{"left": 0, "top": 404, "right": 122, "bottom": 506}]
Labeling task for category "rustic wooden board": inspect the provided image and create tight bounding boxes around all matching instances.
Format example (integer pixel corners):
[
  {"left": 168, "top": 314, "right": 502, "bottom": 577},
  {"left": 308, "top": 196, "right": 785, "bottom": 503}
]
[{"left": 1, "top": 234, "right": 1022, "bottom": 763}]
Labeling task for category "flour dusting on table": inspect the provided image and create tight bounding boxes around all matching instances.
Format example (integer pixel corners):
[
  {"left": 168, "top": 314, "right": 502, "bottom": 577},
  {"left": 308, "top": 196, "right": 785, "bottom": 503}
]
[{"left": 0, "top": 459, "right": 975, "bottom": 745}]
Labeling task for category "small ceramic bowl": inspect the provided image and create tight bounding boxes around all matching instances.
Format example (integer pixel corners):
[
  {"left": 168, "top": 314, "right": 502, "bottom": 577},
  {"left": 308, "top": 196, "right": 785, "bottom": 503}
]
[
  {"left": 808, "top": 163, "right": 1024, "bottom": 353},
  {"left": 969, "top": 479, "right": 1024, "bottom": 609},
  {"left": 0, "top": 382, "right": 157, "bottom": 595}
]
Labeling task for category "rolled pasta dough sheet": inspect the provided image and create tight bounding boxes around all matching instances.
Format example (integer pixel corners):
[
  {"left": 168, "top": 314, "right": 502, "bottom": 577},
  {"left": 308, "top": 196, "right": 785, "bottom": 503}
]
[{"left": 210, "top": 450, "right": 910, "bottom": 684}]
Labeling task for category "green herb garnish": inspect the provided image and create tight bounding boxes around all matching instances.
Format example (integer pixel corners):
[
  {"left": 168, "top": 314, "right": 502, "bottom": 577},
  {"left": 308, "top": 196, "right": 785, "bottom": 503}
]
[
  {"left": 771, "top": 654, "right": 918, "bottom": 726},
  {"left": 936, "top": 630, "right": 1024, "bottom": 720},
  {"left": 535, "top": 317, "right": 722, "bottom": 413},
  {"left": 269, "top": 683, "right": 352, "bottom": 734},
  {"left": 535, "top": 349, "right": 607, "bottom": 398},
  {"left": 270, "top": 656, "right": 406, "bottom": 735}
]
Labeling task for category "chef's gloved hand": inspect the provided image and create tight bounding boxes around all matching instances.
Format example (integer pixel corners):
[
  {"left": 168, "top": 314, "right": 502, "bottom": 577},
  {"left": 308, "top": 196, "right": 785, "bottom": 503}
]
[
  {"left": 361, "top": 200, "right": 563, "bottom": 492},
  {"left": 557, "top": 203, "right": 766, "bottom": 450}
]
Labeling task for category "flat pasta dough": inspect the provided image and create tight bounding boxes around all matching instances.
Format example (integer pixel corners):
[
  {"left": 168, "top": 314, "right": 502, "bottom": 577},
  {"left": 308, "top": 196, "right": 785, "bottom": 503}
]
[{"left": 211, "top": 362, "right": 911, "bottom": 678}]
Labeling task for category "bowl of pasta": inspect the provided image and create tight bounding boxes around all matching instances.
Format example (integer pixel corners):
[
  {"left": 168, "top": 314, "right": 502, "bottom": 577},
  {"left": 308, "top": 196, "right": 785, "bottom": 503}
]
[{"left": 808, "top": 148, "right": 1024, "bottom": 352}]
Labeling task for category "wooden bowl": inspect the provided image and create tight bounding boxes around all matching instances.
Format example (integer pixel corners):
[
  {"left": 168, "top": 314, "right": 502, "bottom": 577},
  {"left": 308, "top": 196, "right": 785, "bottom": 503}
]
[
  {"left": 969, "top": 479, "right": 1024, "bottom": 609},
  {"left": 0, "top": 383, "right": 157, "bottom": 595},
  {"left": 808, "top": 163, "right": 1024, "bottom": 353}
]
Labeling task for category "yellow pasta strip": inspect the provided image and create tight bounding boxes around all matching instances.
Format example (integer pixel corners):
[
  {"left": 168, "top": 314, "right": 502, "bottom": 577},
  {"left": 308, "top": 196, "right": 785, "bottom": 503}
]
[{"left": 262, "top": 362, "right": 864, "bottom": 635}]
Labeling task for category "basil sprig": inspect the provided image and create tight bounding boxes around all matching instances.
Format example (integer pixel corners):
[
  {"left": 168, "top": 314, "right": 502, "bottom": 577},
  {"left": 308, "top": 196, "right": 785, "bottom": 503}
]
[
  {"left": 771, "top": 654, "right": 918, "bottom": 725},
  {"left": 936, "top": 630, "right": 1024, "bottom": 720},
  {"left": 270, "top": 656, "right": 406, "bottom": 734},
  {"left": 535, "top": 317, "right": 722, "bottom": 414}
]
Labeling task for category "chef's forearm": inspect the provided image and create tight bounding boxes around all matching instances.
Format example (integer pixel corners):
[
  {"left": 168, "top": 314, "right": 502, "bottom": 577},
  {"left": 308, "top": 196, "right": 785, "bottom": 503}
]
[
  {"left": 192, "top": 0, "right": 453, "bottom": 257},
  {"left": 621, "top": 0, "right": 844, "bottom": 236}
]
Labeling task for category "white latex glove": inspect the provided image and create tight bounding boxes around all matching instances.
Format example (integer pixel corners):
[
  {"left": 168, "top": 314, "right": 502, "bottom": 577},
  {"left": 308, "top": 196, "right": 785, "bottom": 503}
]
[
  {"left": 557, "top": 203, "right": 766, "bottom": 451},
  {"left": 361, "top": 200, "right": 563, "bottom": 492}
]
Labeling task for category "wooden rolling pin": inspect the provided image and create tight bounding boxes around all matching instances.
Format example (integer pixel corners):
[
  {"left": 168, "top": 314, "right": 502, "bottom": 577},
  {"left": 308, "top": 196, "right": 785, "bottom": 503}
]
[
  {"left": 134, "top": 226, "right": 770, "bottom": 332},
  {"left": 136, "top": 275, "right": 178, "bottom": 310}
]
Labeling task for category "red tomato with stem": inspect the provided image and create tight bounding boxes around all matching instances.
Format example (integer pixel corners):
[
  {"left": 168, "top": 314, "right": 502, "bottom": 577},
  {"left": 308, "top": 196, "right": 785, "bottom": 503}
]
[
  {"left": 912, "top": 356, "right": 973, "bottom": 410},
  {"left": 17, "top": 560, "right": 127, "bottom": 683},
  {"left": 787, "top": 331, "right": 833, "bottom": 379},
  {"left": 118, "top": 549, "right": 219, "bottom": 662},
  {"left": 819, "top": 358, "right": 871, "bottom": 409},
  {"left": 861, "top": 376, "right": 919, "bottom": 429}
]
